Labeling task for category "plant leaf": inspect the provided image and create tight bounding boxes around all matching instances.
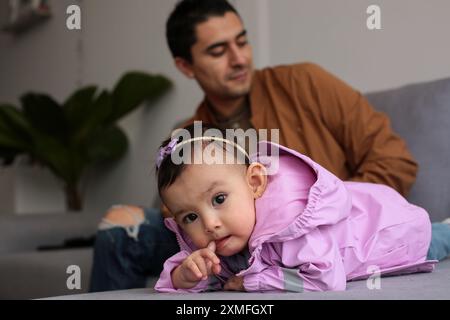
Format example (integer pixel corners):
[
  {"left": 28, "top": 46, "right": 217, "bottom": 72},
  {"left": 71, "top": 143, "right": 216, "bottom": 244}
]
[
  {"left": 0, "top": 146, "right": 21, "bottom": 165},
  {"left": 31, "top": 129, "right": 84, "bottom": 185},
  {"left": 63, "top": 85, "right": 98, "bottom": 132},
  {"left": 72, "top": 90, "right": 112, "bottom": 146},
  {"left": 0, "top": 104, "right": 33, "bottom": 151},
  {"left": 20, "top": 93, "right": 69, "bottom": 140},
  {"left": 85, "top": 125, "right": 128, "bottom": 163},
  {"left": 108, "top": 72, "right": 172, "bottom": 124}
]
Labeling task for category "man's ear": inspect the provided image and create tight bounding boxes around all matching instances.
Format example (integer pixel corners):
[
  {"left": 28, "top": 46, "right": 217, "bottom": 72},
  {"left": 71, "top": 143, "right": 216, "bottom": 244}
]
[
  {"left": 246, "top": 162, "right": 268, "bottom": 199},
  {"left": 174, "top": 57, "right": 195, "bottom": 79}
]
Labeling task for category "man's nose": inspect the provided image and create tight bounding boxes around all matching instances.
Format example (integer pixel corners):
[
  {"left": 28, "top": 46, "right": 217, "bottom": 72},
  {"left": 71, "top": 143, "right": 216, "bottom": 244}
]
[{"left": 229, "top": 44, "right": 246, "bottom": 67}]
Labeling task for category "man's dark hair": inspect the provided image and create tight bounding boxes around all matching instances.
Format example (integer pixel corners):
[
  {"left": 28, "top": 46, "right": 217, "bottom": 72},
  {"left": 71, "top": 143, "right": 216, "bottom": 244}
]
[{"left": 166, "top": 0, "right": 240, "bottom": 62}]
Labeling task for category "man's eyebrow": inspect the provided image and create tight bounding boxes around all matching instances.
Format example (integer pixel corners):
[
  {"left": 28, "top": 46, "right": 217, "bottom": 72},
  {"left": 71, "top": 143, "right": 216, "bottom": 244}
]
[{"left": 205, "top": 30, "right": 247, "bottom": 52}]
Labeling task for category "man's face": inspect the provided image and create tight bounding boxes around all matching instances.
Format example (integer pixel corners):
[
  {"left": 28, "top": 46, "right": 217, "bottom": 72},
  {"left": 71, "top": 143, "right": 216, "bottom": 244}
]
[{"left": 185, "top": 12, "right": 254, "bottom": 100}]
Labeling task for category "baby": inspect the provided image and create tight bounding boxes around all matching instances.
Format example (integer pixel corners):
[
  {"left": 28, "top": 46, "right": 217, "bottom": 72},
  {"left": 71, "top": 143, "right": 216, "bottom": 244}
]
[{"left": 154, "top": 124, "right": 449, "bottom": 292}]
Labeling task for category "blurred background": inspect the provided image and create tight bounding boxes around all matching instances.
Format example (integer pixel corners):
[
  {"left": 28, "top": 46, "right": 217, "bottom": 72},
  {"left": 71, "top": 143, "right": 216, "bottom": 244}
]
[{"left": 0, "top": 0, "right": 449, "bottom": 299}]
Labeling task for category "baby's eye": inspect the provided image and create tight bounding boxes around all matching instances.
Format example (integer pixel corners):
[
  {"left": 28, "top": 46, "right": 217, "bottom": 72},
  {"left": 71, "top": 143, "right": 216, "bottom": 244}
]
[
  {"left": 212, "top": 194, "right": 226, "bottom": 206},
  {"left": 182, "top": 213, "right": 198, "bottom": 224}
]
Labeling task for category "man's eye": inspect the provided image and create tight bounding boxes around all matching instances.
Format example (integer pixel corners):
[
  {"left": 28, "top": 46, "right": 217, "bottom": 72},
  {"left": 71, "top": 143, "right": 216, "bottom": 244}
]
[
  {"left": 182, "top": 213, "right": 197, "bottom": 224},
  {"left": 210, "top": 49, "right": 225, "bottom": 57},
  {"left": 237, "top": 39, "right": 248, "bottom": 47},
  {"left": 212, "top": 194, "right": 226, "bottom": 206}
]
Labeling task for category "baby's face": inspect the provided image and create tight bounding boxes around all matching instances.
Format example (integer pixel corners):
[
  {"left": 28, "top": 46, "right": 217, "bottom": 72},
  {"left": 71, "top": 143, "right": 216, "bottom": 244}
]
[{"left": 161, "top": 163, "right": 256, "bottom": 256}]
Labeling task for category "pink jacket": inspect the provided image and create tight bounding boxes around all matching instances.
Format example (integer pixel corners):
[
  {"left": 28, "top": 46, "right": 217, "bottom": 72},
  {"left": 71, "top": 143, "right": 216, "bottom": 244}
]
[{"left": 155, "top": 141, "right": 436, "bottom": 293}]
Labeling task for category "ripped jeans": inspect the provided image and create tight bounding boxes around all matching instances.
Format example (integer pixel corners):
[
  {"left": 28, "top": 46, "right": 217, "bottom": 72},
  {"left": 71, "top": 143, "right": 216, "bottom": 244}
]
[{"left": 89, "top": 207, "right": 178, "bottom": 292}]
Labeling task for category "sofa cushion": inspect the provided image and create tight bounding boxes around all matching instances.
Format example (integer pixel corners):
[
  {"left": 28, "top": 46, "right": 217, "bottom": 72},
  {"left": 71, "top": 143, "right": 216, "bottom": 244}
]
[
  {"left": 43, "top": 259, "right": 450, "bottom": 300},
  {"left": 366, "top": 78, "right": 450, "bottom": 222},
  {"left": 0, "top": 248, "right": 93, "bottom": 299}
]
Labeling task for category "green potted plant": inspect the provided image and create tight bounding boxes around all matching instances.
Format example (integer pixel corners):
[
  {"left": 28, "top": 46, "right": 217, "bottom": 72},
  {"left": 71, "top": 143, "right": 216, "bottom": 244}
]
[{"left": 0, "top": 71, "right": 172, "bottom": 211}]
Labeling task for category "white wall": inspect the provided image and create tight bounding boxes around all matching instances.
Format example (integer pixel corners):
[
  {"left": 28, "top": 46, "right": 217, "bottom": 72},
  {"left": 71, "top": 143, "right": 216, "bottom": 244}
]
[
  {"left": 1, "top": 0, "right": 450, "bottom": 215},
  {"left": 246, "top": 0, "right": 450, "bottom": 92}
]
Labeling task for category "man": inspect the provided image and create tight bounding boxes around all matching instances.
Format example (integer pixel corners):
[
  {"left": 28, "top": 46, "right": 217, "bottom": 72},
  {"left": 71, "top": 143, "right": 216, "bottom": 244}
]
[{"left": 89, "top": 0, "right": 417, "bottom": 292}]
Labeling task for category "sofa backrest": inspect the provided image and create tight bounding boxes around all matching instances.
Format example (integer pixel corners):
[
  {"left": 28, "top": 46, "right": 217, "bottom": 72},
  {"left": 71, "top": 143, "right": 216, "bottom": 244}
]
[
  {"left": 366, "top": 77, "right": 450, "bottom": 222},
  {"left": 0, "top": 212, "right": 100, "bottom": 254}
]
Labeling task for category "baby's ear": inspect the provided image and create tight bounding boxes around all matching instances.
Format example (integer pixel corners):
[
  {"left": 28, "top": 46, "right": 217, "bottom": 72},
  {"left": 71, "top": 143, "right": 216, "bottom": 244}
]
[{"left": 246, "top": 162, "right": 267, "bottom": 199}]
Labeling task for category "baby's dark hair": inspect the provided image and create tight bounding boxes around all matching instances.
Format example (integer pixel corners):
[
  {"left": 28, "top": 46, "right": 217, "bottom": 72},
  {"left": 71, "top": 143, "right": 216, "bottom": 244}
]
[{"left": 156, "top": 123, "right": 250, "bottom": 197}]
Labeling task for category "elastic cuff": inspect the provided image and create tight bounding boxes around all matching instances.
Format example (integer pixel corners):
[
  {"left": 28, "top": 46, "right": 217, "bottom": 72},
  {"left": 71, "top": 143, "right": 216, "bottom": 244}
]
[{"left": 243, "top": 274, "right": 260, "bottom": 292}]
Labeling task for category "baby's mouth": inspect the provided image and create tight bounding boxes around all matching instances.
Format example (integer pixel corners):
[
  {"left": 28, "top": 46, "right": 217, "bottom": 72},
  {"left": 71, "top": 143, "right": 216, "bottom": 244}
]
[{"left": 215, "top": 235, "right": 231, "bottom": 250}]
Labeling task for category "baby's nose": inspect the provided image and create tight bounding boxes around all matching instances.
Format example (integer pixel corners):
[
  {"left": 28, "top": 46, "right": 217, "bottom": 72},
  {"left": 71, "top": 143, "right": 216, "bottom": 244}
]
[{"left": 204, "top": 215, "right": 222, "bottom": 233}]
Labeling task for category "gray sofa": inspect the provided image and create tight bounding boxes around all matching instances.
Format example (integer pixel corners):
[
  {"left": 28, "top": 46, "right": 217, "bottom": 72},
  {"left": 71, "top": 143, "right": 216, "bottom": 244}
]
[
  {"left": 366, "top": 78, "right": 450, "bottom": 222},
  {"left": 45, "top": 260, "right": 450, "bottom": 300},
  {"left": 0, "top": 212, "right": 99, "bottom": 299},
  {"left": 2, "top": 76, "right": 450, "bottom": 300}
]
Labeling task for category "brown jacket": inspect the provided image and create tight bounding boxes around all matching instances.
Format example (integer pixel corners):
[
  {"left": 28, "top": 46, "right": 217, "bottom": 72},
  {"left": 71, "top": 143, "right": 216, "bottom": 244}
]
[{"left": 183, "top": 63, "right": 417, "bottom": 197}]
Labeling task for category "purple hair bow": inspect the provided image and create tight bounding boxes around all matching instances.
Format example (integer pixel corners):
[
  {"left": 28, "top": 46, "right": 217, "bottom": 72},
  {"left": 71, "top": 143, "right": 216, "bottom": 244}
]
[{"left": 156, "top": 138, "right": 178, "bottom": 169}]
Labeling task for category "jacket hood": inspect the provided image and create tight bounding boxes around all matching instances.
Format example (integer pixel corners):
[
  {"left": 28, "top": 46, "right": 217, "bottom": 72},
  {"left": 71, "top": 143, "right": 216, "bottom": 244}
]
[
  {"left": 164, "top": 218, "right": 198, "bottom": 253},
  {"left": 248, "top": 141, "right": 352, "bottom": 251}
]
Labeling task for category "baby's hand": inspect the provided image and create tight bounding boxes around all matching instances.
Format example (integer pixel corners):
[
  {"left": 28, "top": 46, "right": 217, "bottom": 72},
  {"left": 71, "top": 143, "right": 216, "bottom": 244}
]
[{"left": 172, "top": 242, "right": 221, "bottom": 289}]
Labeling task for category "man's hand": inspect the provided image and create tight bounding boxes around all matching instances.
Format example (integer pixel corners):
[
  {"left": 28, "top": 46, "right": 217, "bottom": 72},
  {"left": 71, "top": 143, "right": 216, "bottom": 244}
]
[
  {"left": 224, "top": 275, "right": 245, "bottom": 291},
  {"left": 172, "top": 242, "right": 221, "bottom": 289}
]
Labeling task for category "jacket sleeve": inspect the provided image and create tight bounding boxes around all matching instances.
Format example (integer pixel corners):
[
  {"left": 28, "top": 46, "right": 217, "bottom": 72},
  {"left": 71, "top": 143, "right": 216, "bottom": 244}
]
[
  {"left": 243, "top": 229, "right": 347, "bottom": 293},
  {"left": 296, "top": 63, "right": 418, "bottom": 197},
  {"left": 154, "top": 251, "right": 213, "bottom": 293}
]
